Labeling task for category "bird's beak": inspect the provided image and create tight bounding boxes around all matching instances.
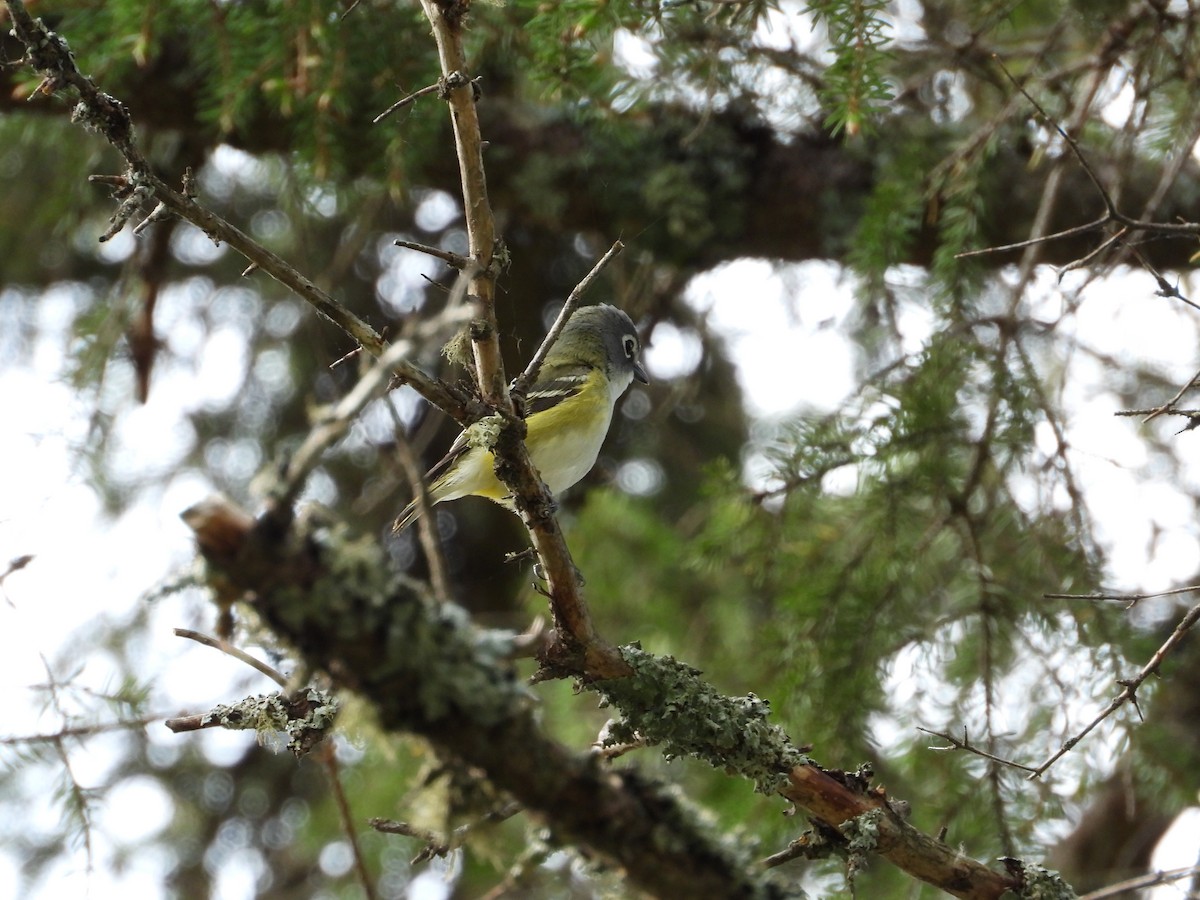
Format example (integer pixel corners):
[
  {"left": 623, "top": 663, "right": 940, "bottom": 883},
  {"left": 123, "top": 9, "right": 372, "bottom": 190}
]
[{"left": 633, "top": 359, "right": 649, "bottom": 384}]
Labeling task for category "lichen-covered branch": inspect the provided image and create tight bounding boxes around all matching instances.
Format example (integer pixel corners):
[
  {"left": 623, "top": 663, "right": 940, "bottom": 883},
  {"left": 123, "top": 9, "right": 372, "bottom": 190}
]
[
  {"left": 164, "top": 690, "right": 339, "bottom": 759},
  {"left": 181, "top": 487, "right": 1026, "bottom": 898},
  {"left": 594, "top": 650, "right": 1023, "bottom": 900},
  {"left": 781, "top": 765, "right": 1020, "bottom": 899},
  {"left": 180, "top": 495, "right": 780, "bottom": 900}
]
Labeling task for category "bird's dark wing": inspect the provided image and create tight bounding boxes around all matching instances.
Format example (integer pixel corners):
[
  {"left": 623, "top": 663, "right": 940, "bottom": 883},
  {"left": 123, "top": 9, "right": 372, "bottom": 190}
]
[{"left": 523, "top": 367, "right": 592, "bottom": 416}]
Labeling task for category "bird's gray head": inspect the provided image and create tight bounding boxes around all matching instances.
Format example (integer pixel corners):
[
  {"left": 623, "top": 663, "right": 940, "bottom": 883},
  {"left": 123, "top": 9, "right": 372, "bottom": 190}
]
[{"left": 564, "top": 304, "right": 649, "bottom": 387}]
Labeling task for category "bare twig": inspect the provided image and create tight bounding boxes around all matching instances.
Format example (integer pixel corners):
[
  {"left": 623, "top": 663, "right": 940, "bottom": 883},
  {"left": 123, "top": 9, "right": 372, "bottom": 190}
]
[
  {"left": 1114, "top": 407, "right": 1200, "bottom": 418},
  {"left": 374, "top": 82, "right": 441, "bottom": 123},
  {"left": 918, "top": 727, "right": 1038, "bottom": 775},
  {"left": 476, "top": 842, "right": 554, "bottom": 900},
  {"left": 1029, "top": 599, "right": 1200, "bottom": 778},
  {"left": 370, "top": 818, "right": 438, "bottom": 837},
  {"left": 592, "top": 719, "right": 650, "bottom": 760},
  {"left": 1139, "top": 363, "right": 1200, "bottom": 424},
  {"left": 507, "top": 616, "right": 549, "bottom": 659},
  {"left": 162, "top": 713, "right": 212, "bottom": 733},
  {"left": 0, "top": 716, "right": 161, "bottom": 745},
  {"left": 954, "top": 216, "right": 1109, "bottom": 258},
  {"left": 1043, "top": 583, "right": 1199, "bottom": 609},
  {"left": 760, "top": 826, "right": 838, "bottom": 869},
  {"left": 512, "top": 239, "right": 625, "bottom": 398},
  {"left": 394, "top": 238, "right": 471, "bottom": 271},
  {"left": 1079, "top": 864, "right": 1200, "bottom": 900},
  {"left": 174, "top": 628, "right": 289, "bottom": 687},
  {"left": 417, "top": 10, "right": 505, "bottom": 404},
  {"left": 1124, "top": 242, "right": 1200, "bottom": 313},
  {"left": 370, "top": 801, "right": 521, "bottom": 864},
  {"left": 0, "top": 553, "right": 33, "bottom": 607},
  {"left": 388, "top": 416, "right": 455, "bottom": 605},
  {"left": 1054, "top": 226, "right": 1128, "bottom": 279},
  {"left": 270, "top": 307, "right": 473, "bottom": 515},
  {"left": 319, "top": 742, "right": 378, "bottom": 900}
]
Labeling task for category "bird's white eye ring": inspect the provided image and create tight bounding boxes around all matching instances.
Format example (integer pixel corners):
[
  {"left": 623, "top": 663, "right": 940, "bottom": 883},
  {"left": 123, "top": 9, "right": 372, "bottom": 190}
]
[{"left": 623, "top": 335, "right": 638, "bottom": 359}]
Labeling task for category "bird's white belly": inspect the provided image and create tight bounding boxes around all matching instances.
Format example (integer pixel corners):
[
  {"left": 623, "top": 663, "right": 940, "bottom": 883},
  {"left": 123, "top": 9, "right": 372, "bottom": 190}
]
[{"left": 531, "top": 406, "right": 614, "bottom": 495}]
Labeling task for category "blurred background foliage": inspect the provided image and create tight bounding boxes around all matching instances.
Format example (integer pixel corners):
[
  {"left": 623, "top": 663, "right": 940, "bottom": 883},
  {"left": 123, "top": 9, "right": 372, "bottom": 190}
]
[{"left": 4, "top": 0, "right": 1200, "bottom": 897}]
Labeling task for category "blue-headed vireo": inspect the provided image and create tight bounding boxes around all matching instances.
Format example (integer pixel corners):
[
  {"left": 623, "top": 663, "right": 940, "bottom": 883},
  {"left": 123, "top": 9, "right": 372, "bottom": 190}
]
[{"left": 394, "top": 304, "right": 648, "bottom": 532}]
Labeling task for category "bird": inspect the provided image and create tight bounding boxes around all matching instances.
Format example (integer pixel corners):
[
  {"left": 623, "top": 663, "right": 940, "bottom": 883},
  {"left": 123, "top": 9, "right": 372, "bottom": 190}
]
[{"left": 393, "top": 303, "right": 649, "bottom": 532}]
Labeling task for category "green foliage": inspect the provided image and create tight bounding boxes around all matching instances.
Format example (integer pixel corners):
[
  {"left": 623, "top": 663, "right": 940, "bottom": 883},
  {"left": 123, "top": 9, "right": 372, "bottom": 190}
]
[
  {"left": 0, "top": 117, "right": 116, "bottom": 283},
  {"left": 514, "top": 0, "right": 779, "bottom": 106},
  {"left": 7, "top": 0, "right": 1200, "bottom": 896},
  {"left": 928, "top": 143, "right": 992, "bottom": 311},
  {"left": 848, "top": 135, "right": 930, "bottom": 297},
  {"left": 516, "top": 0, "right": 635, "bottom": 97},
  {"left": 46, "top": 0, "right": 438, "bottom": 180},
  {"left": 807, "top": 0, "right": 894, "bottom": 137}
]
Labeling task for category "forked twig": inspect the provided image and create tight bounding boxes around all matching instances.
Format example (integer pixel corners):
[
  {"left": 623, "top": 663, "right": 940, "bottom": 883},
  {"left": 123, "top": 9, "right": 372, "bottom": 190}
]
[
  {"left": 512, "top": 239, "right": 625, "bottom": 397},
  {"left": 918, "top": 727, "right": 1038, "bottom": 775},
  {"left": 1043, "top": 583, "right": 1200, "bottom": 610},
  {"left": 374, "top": 82, "right": 440, "bottom": 123},
  {"left": 1029, "top": 599, "right": 1200, "bottom": 778},
  {"left": 174, "top": 628, "right": 288, "bottom": 687}
]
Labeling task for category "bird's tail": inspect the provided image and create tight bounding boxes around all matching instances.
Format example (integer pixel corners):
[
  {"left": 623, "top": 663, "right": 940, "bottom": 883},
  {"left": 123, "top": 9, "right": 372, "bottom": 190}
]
[{"left": 392, "top": 500, "right": 421, "bottom": 533}]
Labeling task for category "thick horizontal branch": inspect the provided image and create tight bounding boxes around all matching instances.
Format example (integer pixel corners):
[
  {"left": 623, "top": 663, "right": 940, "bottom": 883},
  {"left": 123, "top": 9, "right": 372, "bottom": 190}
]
[
  {"left": 782, "top": 767, "right": 1017, "bottom": 899},
  {"left": 181, "top": 492, "right": 1025, "bottom": 899},
  {"left": 180, "top": 494, "right": 774, "bottom": 900}
]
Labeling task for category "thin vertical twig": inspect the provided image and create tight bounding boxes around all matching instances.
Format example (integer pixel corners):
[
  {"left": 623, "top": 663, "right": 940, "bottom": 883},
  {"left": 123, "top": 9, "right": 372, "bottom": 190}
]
[
  {"left": 415, "top": 0, "right": 628, "bottom": 678},
  {"left": 39, "top": 656, "right": 95, "bottom": 879},
  {"left": 320, "top": 742, "right": 378, "bottom": 900},
  {"left": 417, "top": 2, "right": 505, "bottom": 406},
  {"left": 389, "top": 411, "right": 455, "bottom": 605}
]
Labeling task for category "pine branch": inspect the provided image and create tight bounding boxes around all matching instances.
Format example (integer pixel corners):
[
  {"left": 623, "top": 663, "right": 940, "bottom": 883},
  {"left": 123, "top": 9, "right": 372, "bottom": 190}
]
[{"left": 2, "top": 0, "right": 472, "bottom": 424}]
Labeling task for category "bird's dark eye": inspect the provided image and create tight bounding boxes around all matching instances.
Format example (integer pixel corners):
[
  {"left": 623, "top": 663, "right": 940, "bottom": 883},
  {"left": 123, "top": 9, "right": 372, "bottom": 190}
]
[{"left": 623, "top": 335, "right": 638, "bottom": 359}]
